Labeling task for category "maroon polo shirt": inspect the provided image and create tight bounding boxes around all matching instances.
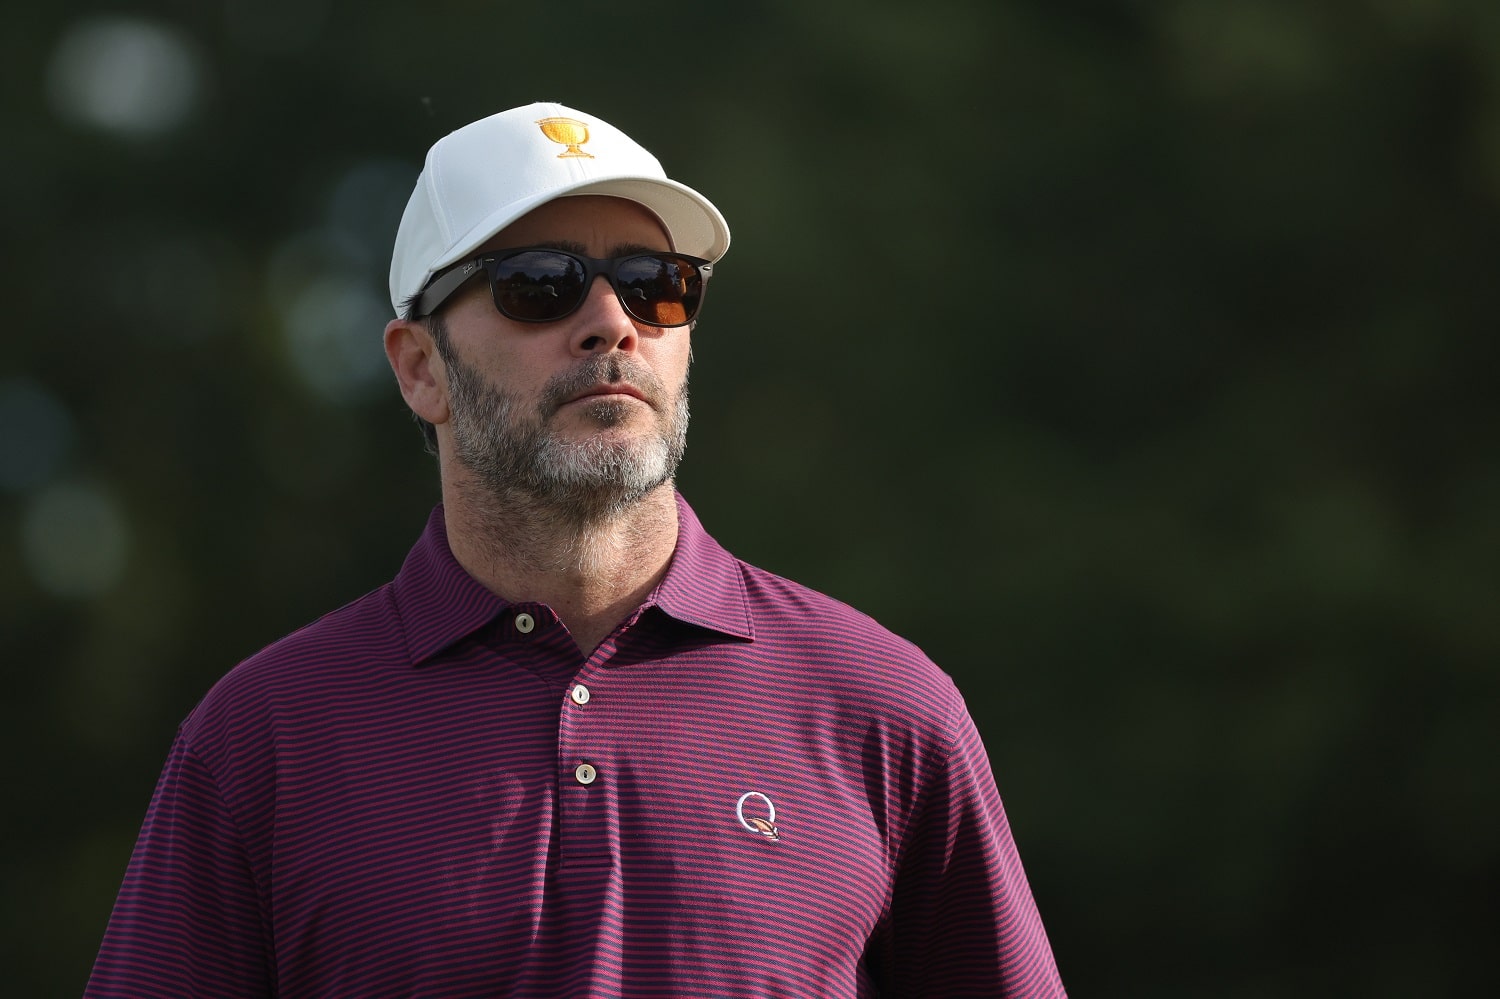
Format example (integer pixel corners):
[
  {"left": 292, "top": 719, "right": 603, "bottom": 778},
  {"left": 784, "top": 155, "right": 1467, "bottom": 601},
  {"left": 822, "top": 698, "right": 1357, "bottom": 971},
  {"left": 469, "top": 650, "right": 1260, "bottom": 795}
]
[{"left": 86, "top": 495, "right": 1065, "bottom": 997}]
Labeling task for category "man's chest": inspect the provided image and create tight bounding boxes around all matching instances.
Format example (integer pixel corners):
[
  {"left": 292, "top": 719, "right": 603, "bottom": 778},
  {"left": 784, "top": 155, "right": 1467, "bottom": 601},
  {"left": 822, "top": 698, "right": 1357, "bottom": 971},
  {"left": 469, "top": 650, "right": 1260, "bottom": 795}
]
[{"left": 263, "top": 663, "right": 895, "bottom": 993}]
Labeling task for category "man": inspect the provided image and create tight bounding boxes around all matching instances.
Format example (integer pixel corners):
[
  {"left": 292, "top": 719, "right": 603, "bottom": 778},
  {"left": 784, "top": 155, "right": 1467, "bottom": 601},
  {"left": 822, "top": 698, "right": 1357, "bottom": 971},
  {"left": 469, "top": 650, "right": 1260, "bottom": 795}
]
[{"left": 87, "top": 102, "right": 1065, "bottom": 997}]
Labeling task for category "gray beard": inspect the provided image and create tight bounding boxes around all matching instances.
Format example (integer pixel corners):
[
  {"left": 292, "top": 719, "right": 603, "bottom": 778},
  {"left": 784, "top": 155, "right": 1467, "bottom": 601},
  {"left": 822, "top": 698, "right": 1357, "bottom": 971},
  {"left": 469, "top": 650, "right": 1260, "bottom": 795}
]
[{"left": 442, "top": 348, "right": 689, "bottom": 525}]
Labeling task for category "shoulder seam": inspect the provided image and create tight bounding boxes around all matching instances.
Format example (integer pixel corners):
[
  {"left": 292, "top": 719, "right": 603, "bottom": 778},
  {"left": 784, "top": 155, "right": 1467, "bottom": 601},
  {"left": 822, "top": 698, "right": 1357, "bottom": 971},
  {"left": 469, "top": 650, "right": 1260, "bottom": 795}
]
[{"left": 177, "top": 732, "right": 272, "bottom": 901}]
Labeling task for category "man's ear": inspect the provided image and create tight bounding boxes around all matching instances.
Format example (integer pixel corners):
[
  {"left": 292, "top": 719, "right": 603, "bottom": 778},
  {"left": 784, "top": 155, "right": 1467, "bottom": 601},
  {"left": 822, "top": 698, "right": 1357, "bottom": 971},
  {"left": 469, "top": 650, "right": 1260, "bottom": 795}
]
[{"left": 384, "top": 318, "right": 450, "bottom": 427}]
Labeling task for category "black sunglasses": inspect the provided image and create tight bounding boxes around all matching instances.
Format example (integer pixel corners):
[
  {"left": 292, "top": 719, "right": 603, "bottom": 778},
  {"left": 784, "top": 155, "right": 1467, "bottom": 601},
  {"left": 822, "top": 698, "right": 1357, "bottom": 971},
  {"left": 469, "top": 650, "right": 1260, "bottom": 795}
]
[{"left": 415, "top": 247, "right": 712, "bottom": 327}]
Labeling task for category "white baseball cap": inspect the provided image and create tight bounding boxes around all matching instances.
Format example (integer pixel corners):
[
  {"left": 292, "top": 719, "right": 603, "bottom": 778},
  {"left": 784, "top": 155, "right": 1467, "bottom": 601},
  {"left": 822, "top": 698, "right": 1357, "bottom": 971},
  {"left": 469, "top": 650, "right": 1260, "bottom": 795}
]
[{"left": 388, "top": 101, "right": 731, "bottom": 315}]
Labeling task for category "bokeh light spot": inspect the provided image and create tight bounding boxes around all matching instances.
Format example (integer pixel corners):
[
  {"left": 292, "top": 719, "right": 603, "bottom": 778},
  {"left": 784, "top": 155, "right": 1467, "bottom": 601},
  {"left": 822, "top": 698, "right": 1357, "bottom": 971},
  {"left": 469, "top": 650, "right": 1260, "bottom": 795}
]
[
  {"left": 47, "top": 17, "right": 203, "bottom": 138},
  {"left": 0, "top": 378, "right": 75, "bottom": 493},
  {"left": 326, "top": 159, "right": 418, "bottom": 262},
  {"left": 281, "top": 277, "right": 392, "bottom": 403},
  {"left": 21, "top": 482, "right": 131, "bottom": 598}
]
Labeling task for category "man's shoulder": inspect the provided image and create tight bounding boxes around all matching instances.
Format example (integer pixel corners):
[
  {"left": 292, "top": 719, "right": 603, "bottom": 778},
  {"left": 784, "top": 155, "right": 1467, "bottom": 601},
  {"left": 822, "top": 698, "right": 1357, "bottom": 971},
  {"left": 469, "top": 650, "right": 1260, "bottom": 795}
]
[
  {"left": 736, "top": 558, "right": 896, "bottom": 633},
  {"left": 182, "top": 583, "right": 406, "bottom": 740},
  {"left": 733, "top": 559, "right": 962, "bottom": 707}
]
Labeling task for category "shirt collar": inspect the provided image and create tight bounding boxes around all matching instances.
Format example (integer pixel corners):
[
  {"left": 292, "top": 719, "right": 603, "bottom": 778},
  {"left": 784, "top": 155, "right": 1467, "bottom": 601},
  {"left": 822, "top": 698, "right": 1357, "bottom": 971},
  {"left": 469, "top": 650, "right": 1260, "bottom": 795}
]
[
  {"left": 650, "top": 492, "right": 755, "bottom": 642},
  {"left": 389, "top": 505, "right": 510, "bottom": 666},
  {"left": 390, "top": 495, "right": 754, "bottom": 666}
]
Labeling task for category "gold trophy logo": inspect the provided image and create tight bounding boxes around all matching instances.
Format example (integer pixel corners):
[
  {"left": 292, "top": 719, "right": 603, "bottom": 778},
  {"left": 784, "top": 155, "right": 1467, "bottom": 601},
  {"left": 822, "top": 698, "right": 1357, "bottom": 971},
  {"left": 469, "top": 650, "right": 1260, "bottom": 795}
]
[{"left": 536, "top": 117, "right": 594, "bottom": 158}]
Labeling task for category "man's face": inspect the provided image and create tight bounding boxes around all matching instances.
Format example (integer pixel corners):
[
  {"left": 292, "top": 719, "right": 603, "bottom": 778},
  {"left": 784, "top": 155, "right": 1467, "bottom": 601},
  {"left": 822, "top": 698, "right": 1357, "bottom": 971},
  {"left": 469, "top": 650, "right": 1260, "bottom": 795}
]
[{"left": 431, "top": 195, "right": 694, "bottom": 521}]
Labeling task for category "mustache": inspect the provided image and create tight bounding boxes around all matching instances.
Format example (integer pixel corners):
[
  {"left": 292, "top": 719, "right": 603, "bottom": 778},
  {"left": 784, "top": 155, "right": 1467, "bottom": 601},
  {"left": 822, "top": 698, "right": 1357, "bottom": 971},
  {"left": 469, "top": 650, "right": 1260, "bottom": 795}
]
[{"left": 540, "top": 355, "right": 666, "bottom": 413}]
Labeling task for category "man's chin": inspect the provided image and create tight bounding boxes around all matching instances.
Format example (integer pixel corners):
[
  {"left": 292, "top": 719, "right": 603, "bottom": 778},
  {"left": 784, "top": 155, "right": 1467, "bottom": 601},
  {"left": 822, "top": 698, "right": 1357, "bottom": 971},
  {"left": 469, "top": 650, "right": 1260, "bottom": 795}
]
[
  {"left": 548, "top": 415, "right": 663, "bottom": 457},
  {"left": 563, "top": 396, "right": 645, "bottom": 428},
  {"left": 532, "top": 472, "right": 674, "bottom": 524}
]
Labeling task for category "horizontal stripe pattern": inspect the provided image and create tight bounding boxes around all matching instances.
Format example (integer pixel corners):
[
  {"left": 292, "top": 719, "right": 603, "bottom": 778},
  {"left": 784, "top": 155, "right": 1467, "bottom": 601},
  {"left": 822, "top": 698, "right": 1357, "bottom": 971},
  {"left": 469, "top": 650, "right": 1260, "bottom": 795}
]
[{"left": 87, "top": 495, "right": 1064, "bottom": 997}]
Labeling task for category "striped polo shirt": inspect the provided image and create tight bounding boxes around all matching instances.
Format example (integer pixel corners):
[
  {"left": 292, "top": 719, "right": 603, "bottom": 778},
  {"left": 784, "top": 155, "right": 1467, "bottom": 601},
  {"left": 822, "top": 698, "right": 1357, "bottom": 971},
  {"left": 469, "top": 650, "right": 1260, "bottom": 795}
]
[{"left": 87, "top": 495, "right": 1065, "bottom": 997}]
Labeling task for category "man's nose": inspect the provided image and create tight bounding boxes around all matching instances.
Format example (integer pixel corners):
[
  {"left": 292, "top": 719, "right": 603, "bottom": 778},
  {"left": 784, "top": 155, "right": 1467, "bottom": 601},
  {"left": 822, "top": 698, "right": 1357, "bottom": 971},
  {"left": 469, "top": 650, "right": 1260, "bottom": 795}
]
[{"left": 571, "top": 275, "right": 639, "bottom": 355}]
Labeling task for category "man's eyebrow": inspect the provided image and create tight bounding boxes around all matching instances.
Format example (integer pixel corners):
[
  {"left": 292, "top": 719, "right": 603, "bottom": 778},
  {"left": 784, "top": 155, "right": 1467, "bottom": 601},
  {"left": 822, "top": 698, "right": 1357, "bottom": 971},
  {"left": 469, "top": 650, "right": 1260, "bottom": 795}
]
[
  {"left": 528, "top": 240, "right": 590, "bottom": 254},
  {"left": 607, "top": 241, "right": 665, "bottom": 257}
]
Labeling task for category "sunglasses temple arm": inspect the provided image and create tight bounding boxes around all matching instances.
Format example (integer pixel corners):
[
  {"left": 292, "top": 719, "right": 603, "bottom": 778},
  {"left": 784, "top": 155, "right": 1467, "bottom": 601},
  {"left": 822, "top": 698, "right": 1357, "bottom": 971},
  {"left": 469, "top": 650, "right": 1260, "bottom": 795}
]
[{"left": 413, "top": 260, "right": 482, "bottom": 318}]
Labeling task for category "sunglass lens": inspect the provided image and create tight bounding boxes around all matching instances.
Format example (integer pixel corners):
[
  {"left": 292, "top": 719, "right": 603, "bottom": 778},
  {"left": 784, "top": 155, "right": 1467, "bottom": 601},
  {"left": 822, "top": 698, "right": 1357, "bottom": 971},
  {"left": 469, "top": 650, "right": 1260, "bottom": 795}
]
[
  {"left": 491, "top": 251, "right": 586, "bottom": 322},
  {"left": 616, "top": 255, "right": 702, "bottom": 327}
]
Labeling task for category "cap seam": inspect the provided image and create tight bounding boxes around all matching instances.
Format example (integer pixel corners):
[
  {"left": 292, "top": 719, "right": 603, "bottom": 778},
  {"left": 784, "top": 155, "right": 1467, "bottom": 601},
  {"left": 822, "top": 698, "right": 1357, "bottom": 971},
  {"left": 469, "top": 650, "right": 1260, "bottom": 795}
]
[{"left": 426, "top": 146, "right": 454, "bottom": 247}]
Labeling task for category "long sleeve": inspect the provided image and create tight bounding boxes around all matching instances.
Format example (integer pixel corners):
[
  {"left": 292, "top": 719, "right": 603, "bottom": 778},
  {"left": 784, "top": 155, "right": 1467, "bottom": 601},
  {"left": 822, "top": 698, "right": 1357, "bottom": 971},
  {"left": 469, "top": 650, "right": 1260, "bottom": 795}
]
[
  {"left": 85, "top": 732, "right": 274, "bottom": 997},
  {"left": 882, "top": 708, "right": 1066, "bottom": 997}
]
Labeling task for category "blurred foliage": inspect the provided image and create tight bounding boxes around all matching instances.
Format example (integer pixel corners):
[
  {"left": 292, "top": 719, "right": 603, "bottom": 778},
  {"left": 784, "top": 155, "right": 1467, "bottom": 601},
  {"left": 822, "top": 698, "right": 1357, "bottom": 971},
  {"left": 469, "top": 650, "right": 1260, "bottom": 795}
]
[{"left": 3, "top": 0, "right": 1498, "bottom": 995}]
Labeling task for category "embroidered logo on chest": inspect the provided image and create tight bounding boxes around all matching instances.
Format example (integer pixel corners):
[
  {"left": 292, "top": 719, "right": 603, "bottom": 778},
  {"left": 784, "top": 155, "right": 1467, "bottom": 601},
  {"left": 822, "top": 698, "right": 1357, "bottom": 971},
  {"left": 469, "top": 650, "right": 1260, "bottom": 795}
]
[{"left": 736, "top": 791, "right": 781, "bottom": 842}]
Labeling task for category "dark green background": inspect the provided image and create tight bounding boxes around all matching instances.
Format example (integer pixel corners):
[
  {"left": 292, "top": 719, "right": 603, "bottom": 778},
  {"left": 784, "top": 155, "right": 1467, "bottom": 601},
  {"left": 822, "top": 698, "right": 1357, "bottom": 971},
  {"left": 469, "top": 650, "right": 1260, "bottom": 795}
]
[{"left": 4, "top": 1, "right": 1497, "bottom": 995}]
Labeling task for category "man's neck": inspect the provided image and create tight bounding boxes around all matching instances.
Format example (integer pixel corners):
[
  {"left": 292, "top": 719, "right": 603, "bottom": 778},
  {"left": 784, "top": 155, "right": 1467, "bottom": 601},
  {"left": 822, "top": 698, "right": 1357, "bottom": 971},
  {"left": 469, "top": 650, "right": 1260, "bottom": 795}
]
[{"left": 440, "top": 472, "right": 680, "bottom": 657}]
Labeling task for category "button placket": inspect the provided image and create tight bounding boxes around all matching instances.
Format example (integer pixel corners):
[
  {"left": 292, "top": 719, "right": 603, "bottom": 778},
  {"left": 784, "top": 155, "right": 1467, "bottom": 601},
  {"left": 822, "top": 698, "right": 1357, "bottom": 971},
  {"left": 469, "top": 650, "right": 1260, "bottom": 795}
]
[
  {"left": 557, "top": 664, "right": 609, "bottom": 862},
  {"left": 567, "top": 684, "right": 595, "bottom": 784}
]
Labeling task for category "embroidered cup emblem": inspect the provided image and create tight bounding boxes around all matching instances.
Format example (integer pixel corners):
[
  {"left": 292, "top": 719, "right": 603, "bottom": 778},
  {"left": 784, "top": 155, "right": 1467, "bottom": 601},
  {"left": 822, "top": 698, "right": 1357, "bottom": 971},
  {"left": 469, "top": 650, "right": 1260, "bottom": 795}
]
[
  {"left": 536, "top": 116, "right": 594, "bottom": 158},
  {"left": 736, "top": 791, "right": 781, "bottom": 842}
]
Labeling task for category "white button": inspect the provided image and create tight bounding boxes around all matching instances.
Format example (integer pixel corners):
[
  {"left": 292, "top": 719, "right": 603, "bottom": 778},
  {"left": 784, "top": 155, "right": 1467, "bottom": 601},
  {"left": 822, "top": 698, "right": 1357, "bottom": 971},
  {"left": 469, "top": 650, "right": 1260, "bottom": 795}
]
[
  {"left": 570, "top": 684, "right": 591, "bottom": 706},
  {"left": 574, "top": 763, "right": 597, "bottom": 785},
  {"left": 515, "top": 612, "right": 535, "bottom": 634}
]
